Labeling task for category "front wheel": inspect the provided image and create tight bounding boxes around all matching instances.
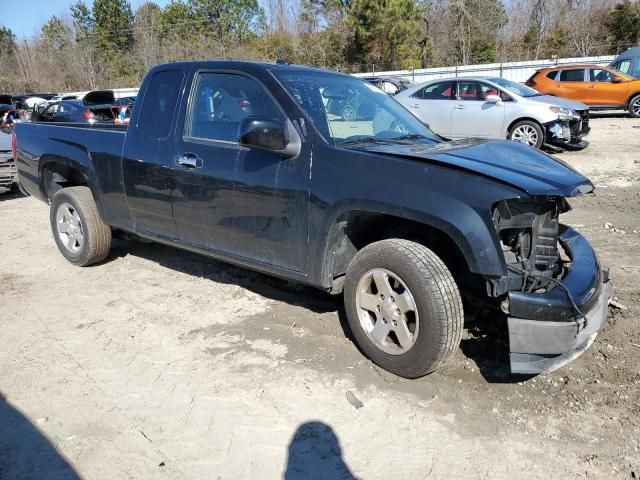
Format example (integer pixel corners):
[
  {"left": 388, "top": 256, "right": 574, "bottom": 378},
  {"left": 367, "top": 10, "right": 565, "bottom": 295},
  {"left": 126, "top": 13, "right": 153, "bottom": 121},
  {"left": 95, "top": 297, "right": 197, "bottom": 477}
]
[
  {"left": 628, "top": 95, "right": 640, "bottom": 118},
  {"left": 50, "top": 186, "right": 112, "bottom": 266},
  {"left": 508, "top": 120, "right": 544, "bottom": 149},
  {"left": 344, "top": 239, "right": 464, "bottom": 378}
]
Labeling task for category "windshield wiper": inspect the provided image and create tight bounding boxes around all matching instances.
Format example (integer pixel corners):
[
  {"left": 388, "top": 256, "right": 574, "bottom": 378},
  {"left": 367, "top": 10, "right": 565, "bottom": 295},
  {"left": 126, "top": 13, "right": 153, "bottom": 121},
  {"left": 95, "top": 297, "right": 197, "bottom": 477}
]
[
  {"left": 337, "top": 136, "right": 390, "bottom": 146},
  {"left": 390, "top": 133, "right": 425, "bottom": 141}
]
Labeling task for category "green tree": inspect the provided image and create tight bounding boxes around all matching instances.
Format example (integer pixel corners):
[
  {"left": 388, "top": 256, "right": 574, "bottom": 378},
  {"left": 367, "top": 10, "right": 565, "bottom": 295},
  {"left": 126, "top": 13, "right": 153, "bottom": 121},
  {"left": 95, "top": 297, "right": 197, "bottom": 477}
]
[
  {"left": 41, "top": 16, "right": 72, "bottom": 51},
  {"left": 0, "top": 27, "right": 17, "bottom": 92},
  {"left": 93, "top": 0, "right": 134, "bottom": 53},
  {"left": 71, "top": 1, "right": 94, "bottom": 40},
  {"left": 605, "top": 0, "right": 640, "bottom": 53},
  {"left": 187, "top": 0, "right": 264, "bottom": 44},
  {"left": 347, "top": 0, "right": 422, "bottom": 70}
]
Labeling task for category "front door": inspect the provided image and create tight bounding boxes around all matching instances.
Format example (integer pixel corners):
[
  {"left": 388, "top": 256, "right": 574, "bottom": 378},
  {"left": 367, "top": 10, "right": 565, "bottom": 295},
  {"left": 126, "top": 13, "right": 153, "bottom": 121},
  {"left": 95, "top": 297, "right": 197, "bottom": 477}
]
[
  {"left": 172, "top": 71, "right": 309, "bottom": 272},
  {"left": 587, "top": 68, "right": 629, "bottom": 106},
  {"left": 450, "top": 80, "right": 505, "bottom": 138}
]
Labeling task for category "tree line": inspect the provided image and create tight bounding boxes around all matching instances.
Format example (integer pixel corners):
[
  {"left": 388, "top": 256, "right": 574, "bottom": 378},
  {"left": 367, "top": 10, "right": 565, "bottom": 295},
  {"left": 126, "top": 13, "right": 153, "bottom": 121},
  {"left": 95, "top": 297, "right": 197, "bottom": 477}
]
[{"left": 0, "top": 0, "right": 639, "bottom": 94}]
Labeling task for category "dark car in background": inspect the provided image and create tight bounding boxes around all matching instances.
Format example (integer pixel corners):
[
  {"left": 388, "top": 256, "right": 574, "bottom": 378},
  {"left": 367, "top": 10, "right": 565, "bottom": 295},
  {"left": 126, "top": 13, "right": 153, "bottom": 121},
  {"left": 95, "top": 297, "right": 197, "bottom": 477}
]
[
  {"left": 33, "top": 100, "right": 115, "bottom": 123},
  {"left": 33, "top": 91, "right": 132, "bottom": 124},
  {"left": 360, "top": 76, "right": 416, "bottom": 95}
]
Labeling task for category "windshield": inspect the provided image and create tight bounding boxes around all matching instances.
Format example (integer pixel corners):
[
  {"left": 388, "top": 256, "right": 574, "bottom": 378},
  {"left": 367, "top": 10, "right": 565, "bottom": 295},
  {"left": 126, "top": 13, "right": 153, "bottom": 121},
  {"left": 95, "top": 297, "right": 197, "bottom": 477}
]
[
  {"left": 488, "top": 78, "right": 540, "bottom": 97},
  {"left": 273, "top": 70, "right": 440, "bottom": 146}
]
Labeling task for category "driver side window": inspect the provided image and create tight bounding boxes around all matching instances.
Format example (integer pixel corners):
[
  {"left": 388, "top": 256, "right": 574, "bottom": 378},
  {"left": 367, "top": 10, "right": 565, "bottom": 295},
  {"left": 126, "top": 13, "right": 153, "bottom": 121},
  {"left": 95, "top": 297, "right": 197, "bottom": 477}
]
[
  {"left": 186, "top": 72, "right": 281, "bottom": 142},
  {"left": 590, "top": 68, "right": 614, "bottom": 82}
]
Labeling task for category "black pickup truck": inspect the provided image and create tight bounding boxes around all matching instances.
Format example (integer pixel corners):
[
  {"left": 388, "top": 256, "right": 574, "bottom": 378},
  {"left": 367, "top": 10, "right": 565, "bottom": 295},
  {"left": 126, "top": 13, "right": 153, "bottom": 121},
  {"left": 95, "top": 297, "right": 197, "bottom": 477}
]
[{"left": 15, "top": 61, "right": 612, "bottom": 377}]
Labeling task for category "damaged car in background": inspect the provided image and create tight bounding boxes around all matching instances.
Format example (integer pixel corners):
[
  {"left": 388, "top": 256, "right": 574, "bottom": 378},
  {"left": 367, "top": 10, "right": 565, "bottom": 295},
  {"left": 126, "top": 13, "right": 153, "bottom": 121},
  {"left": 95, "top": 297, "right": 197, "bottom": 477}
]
[{"left": 395, "top": 76, "right": 590, "bottom": 150}]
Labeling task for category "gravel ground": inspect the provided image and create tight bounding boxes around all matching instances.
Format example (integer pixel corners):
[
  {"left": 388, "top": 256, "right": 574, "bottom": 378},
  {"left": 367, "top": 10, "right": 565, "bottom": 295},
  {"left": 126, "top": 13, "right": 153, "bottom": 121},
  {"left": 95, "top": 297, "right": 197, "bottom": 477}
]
[{"left": 0, "top": 115, "right": 639, "bottom": 479}]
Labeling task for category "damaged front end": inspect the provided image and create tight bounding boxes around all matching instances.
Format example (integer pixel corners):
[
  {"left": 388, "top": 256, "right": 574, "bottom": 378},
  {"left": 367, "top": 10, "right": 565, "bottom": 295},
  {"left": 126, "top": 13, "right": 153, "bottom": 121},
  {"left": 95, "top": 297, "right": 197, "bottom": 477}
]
[
  {"left": 488, "top": 196, "right": 612, "bottom": 374},
  {"left": 545, "top": 108, "right": 590, "bottom": 149}
]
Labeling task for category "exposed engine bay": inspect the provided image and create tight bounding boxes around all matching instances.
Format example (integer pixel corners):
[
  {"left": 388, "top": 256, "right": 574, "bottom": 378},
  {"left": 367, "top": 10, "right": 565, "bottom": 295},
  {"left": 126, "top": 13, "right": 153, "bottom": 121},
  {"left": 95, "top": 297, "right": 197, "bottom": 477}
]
[{"left": 488, "top": 197, "right": 572, "bottom": 296}]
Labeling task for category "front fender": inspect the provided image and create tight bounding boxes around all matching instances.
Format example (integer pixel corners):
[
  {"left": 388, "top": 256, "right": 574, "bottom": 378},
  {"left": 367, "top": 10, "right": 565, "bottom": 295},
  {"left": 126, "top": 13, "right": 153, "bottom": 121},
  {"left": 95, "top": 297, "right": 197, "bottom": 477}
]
[{"left": 313, "top": 193, "right": 509, "bottom": 288}]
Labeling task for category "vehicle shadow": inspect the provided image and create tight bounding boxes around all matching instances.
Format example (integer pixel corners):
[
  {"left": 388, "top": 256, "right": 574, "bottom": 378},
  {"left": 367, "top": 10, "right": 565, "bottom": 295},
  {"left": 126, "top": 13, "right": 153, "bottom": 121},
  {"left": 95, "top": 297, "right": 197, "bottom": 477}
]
[
  {"left": 284, "top": 421, "right": 358, "bottom": 480},
  {"left": 459, "top": 305, "right": 534, "bottom": 384},
  {"left": 0, "top": 190, "right": 24, "bottom": 202},
  {"left": 0, "top": 391, "right": 81, "bottom": 479},
  {"left": 589, "top": 111, "right": 631, "bottom": 119},
  {"left": 110, "top": 240, "right": 527, "bottom": 384},
  {"left": 110, "top": 239, "right": 343, "bottom": 316}
]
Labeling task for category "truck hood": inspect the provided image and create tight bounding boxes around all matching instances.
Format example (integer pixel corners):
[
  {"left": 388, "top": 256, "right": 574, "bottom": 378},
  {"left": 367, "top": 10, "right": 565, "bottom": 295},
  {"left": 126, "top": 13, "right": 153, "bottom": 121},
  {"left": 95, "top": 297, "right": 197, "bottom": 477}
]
[
  {"left": 363, "top": 138, "right": 594, "bottom": 197},
  {"left": 526, "top": 95, "right": 588, "bottom": 111}
]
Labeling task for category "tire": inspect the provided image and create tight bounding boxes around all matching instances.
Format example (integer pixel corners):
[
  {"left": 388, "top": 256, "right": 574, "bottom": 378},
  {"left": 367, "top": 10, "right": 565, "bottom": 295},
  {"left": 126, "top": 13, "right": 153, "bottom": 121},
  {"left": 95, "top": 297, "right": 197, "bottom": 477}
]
[
  {"left": 508, "top": 120, "right": 544, "bottom": 149},
  {"left": 50, "top": 186, "right": 112, "bottom": 266},
  {"left": 344, "top": 239, "right": 464, "bottom": 378},
  {"left": 628, "top": 95, "right": 640, "bottom": 118},
  {"left": 341, "top": 104, "right": 357, "bottom": 121}
]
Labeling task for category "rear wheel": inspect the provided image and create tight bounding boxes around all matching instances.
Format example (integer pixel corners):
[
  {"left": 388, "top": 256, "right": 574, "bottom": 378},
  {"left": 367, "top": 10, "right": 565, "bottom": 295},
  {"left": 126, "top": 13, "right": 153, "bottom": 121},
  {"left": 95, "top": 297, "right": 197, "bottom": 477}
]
[
  {"left": 50, "top": 186, "right": 112, "bottom": 266},
  {"left": 344, "top": 239, "right": 464, "bottom": 378},
  {"left": 628, "top": 95, "right": 640, "bottom": 118},
  {"left": 341, "top": 104, "right": 357, "bottom": 121},
  {"left": 508, "top": 120, "right": 544, "bottom": 149}
]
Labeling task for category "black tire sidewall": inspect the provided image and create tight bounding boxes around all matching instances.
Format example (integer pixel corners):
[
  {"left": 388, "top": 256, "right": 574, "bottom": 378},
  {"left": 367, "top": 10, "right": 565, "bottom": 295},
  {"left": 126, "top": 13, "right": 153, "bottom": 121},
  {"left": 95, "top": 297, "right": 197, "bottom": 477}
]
[
  {"left": 509, "top": 120, "right": 544, "bottom": 149},
  {"left": 50, "top": 189, "right": 93, "bottom": 266},
  {"left": 344, "top": 243, "right": 454, "bottom": 378}
]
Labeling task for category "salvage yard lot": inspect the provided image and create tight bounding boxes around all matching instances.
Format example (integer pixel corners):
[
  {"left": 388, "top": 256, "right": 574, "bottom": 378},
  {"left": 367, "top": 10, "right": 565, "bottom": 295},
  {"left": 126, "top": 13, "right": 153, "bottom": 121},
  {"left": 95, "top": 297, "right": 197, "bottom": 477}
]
[{"left": 1, "top": 115, "right": 639, "bottom": 479}]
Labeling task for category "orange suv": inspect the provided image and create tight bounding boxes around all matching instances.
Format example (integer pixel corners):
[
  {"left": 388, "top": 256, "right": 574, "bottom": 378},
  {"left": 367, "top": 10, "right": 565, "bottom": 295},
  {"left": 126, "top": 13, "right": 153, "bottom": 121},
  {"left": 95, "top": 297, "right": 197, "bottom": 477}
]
[{"left": 526, "top": 65, "right": 640, "bottom": 118}]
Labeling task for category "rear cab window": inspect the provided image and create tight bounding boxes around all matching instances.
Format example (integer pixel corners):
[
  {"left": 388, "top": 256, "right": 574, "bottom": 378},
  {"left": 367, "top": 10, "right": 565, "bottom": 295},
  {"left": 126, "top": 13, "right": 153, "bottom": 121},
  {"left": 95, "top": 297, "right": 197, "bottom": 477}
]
[{"left": 137, "top": 70, "right": 184, "bottom": 139}]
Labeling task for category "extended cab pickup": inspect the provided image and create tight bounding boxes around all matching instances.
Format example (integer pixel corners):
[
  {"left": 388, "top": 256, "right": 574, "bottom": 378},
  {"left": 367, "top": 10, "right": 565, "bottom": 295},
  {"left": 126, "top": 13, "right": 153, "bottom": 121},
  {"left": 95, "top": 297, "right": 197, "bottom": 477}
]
[{"left": 15, "top": 61, "right": 612, "bottom": 377}]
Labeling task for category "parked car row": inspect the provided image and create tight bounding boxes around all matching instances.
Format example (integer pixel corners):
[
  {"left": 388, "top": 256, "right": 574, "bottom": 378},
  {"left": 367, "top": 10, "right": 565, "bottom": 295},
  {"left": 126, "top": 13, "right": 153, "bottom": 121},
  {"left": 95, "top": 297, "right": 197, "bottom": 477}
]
[
  {"left": 526, "top": 64, "right": 640, "bottom": 117},
  {"left": 394, "top": 77, "right": 589, "bottom": 150},
  {"left": 354, "top": 48, "right": 639, "bottom": 151}
]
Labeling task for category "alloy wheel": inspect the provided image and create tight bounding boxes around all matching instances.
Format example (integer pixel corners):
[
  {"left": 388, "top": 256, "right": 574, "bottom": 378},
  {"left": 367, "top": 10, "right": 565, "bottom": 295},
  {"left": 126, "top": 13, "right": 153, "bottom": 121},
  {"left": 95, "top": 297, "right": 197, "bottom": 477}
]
[
  {"left": 342, "top": 104, "right": 357, "bottom": 121},
  {"left": 55, "top": 202, "right": 84, "bottom": 253},
  {"left": 355, "top": 268, "right": 419, "bottom": 355},
  {"left": 511, "top": 124, "right": 539, "bottom": 146}
]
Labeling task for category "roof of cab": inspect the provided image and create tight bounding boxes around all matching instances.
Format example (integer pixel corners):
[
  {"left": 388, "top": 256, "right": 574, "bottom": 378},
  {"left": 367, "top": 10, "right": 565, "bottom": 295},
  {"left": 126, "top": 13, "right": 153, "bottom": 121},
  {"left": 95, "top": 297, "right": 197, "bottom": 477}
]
[{"left": 151, "top": 60, "right": 348, "bottom": 77}]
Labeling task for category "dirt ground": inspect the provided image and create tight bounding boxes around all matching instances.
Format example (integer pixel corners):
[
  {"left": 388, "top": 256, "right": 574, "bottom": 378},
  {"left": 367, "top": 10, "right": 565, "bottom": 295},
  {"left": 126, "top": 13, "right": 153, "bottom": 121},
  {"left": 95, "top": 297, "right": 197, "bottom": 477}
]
[{"left": 1, "top": 115, "right": 639, "bottom": 479}]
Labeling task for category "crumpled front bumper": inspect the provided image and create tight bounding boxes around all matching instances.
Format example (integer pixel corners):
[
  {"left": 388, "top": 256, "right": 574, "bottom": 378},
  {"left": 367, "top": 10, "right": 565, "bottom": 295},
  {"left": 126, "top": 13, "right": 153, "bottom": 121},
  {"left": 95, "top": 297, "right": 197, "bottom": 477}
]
[
  {"left": 507, "top": 226, "right": 612, "bottom": 374},
  {"left": 545, "top": 113, "right": 590, "bottom": 149}
]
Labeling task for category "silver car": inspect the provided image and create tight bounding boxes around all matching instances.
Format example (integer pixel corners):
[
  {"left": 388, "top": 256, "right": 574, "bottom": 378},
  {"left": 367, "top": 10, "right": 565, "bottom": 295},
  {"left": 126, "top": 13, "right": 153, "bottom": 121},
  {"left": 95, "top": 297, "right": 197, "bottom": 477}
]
[{"left": 395, "top": 76, "right": 590, "bottom": 149}]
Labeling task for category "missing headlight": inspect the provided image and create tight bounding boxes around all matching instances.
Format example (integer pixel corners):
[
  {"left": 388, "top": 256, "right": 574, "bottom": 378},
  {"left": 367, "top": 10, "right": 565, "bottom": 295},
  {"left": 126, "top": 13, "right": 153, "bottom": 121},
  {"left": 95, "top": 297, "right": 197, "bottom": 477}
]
[{"left": 492, "top": 197, "right": 570, "bottom": 293}]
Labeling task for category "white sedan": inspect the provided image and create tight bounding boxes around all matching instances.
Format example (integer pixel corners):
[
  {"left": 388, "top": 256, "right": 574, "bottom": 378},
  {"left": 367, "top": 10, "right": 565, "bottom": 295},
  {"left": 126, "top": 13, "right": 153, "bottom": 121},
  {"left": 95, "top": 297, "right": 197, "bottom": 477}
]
[{"left": 394, "top": 76, "right": 590, "bottom": 149}]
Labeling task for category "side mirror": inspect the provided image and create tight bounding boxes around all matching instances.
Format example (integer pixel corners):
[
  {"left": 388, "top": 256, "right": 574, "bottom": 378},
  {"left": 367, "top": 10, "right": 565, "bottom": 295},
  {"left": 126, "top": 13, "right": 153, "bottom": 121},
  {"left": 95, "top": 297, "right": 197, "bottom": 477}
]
[
  {"left": 612, "top": 76, "right": 624, "bottom": 84},
  {"left": 239, "top": 117, "right": 300, "bottom": 158},
  {"left": 485, "top": 94, "right": 502, "bottom": 104}
]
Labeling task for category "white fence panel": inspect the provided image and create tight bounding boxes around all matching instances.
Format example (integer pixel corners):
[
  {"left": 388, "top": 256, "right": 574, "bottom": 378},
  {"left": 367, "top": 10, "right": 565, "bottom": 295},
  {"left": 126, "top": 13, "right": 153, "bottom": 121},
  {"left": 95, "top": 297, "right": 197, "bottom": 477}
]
[{"left": 353, "top": 55, "right": 616, "bottom": 84}]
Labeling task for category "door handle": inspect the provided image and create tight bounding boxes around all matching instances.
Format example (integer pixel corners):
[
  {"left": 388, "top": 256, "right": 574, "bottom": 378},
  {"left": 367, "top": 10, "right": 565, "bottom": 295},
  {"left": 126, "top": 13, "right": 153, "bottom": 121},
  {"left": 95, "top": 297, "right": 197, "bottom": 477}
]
[
  {"left": 588, "top": 85, "right": 596, "bottom": 89},
  {"left": 454, "top": 104, "right": 465, "bottom": 110},
  {"left": 176, "top": 153, "right": 203, "bottom": 169},
  {"left": 410, "top": 103, "right": 419, "bottom": 108}
]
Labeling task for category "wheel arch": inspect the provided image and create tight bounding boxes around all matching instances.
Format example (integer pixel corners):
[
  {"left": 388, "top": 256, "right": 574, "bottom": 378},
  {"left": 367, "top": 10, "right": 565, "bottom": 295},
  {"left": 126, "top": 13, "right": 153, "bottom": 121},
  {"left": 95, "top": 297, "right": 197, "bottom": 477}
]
[
  {"left": 39, "top": 157, "right": 91, "bottom": 201},
  {"left": 317, "top": 207, "right": 504, "bottom": 292},
  {"left": 626, "top": 91, "right": 640, "bottom": 107},
  {"left": 506, "top": 116, "right": 545, "bottom": 136}
]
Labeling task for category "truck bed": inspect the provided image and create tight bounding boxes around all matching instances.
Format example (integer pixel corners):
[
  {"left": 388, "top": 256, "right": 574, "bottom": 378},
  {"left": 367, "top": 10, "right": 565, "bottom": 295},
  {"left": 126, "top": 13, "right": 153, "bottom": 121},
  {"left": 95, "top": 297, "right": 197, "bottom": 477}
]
[{"left": 15, "top": 122, "right": 129, "bottom": 224}]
